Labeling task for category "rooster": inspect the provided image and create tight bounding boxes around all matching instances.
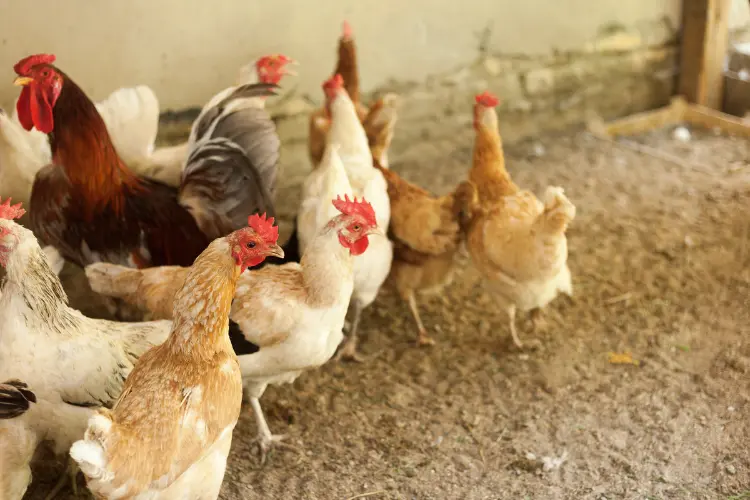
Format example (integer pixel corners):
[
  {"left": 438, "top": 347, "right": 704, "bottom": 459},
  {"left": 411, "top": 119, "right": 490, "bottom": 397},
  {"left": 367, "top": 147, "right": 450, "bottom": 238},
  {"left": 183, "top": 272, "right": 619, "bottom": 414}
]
[
  {"left": 0, "top": 197, "right": 174, "bottom": 498},
  {"left": 70, "top": 215, "right": 284, "bottom": 499},
  {"left": 83, "top": 149, "right": 383, "bottom": 460},
  {"left": 465, "top": 92, "right": 576, "bottom": 348},
  {"left": 307, "top": 74, "right": 393, "bottom": 361},
  {"left": 374, "top": 160, "right": 478, "bottom": 345},
  {"left": 308, "top": 21, "right": 400, "bottom": 169},
  {"left": 12, "top": 53, "right": 293, "bottom": 270},
  {"left": 0, "top": 380, "right": 37, "bottom": 499},
  {"left": 1, "top": 84, "right": 182, "bottom": 207}
]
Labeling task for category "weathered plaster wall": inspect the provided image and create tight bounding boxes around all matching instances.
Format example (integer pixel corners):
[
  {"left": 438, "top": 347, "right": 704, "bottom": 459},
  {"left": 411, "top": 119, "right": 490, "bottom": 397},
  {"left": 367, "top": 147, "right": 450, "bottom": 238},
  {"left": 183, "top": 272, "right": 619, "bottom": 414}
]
[{"left": 1, "top": 0, "right": 749, "bottom": 142}]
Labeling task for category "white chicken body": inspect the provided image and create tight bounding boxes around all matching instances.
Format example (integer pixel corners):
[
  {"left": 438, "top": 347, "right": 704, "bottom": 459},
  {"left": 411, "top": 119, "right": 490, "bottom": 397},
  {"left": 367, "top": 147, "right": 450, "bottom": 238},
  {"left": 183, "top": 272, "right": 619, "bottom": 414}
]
[
  {"left": 0, "top": 221, "right": 171, "bottom": 498},
  {"left": 323, "top": 84, "right": 393, "bottom": 359}
]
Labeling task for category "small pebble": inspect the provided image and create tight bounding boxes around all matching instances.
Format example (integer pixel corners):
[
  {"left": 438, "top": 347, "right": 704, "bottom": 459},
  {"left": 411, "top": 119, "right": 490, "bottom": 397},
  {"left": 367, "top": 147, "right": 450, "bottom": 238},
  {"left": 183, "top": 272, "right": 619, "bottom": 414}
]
[
  {"left": 726, "top": 464, "right": 737, "bottom": 475},
  {"left": 728, "top": 406, "right": 735, "bottom": 412}
]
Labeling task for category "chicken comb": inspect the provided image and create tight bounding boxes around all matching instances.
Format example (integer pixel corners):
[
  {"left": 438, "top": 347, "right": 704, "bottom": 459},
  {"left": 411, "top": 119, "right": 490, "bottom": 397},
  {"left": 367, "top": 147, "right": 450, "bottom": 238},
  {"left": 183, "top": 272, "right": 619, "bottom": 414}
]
[
  {"left": 0, "top": 198, "right": 25, "bottom": 220},
  {"left": 14, "top": 54, "right": 56, "bottom": 76},
  {"left": 323, "top": 73, "right": 344, "bottom": 92},
  {"left": 332, "top": 195, "right": 377, "bottom": 227},
  {"left": 342, "top": 21, "right": 353, "bottom": 40},
  {"left": 247, "top": 212, "right": 279, "bottom": 244},
  {"left": 475, "top": 91, "right": 499, "bottom": 108}
]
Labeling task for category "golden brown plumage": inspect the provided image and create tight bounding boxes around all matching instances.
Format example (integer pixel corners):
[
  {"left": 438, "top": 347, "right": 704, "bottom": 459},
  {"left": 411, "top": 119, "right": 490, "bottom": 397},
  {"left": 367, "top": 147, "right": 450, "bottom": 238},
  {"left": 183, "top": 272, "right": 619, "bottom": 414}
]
[
  {"left": 70, "top": 220, "right": 284, "bottom": 499},
  {"left": 375, "top": 160, "right": 477, "bottom": 345},
  {"left": 464, "top": 92, "right": 575, "bottom": 348}
]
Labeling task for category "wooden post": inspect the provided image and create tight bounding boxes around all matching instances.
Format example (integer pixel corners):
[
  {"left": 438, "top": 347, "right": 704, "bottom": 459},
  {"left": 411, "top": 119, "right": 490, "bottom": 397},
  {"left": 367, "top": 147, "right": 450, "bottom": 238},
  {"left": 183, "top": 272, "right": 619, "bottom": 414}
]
[{"left": 678, "top": 0, "right": 731, "bottom": 109}]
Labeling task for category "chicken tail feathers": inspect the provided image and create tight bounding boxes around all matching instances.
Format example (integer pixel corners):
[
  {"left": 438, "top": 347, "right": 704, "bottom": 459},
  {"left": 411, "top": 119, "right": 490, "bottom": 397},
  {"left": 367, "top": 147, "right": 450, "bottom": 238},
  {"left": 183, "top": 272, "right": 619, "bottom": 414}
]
[
  {"left": 541, "top": 187, "right": 576, "bottom": 234},
  {"left": 85, "top": 263, "right": 143, "bottom": 300},
  {"left": 180, "top": 138, "right": 276, "bottom": 241},
  {"left": 0, "top": 380, "right": 36, "bottom": 419},
  {"left": 70, "top": 412, "right": 115, "bottom": 482}
]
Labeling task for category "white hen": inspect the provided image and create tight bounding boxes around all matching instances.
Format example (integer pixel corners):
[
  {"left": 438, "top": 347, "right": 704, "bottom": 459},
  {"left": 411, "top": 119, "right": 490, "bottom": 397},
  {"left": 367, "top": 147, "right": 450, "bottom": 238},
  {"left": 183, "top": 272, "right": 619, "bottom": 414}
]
[{"left": 315, "top": 74, "right": 393, "bottom": 361}]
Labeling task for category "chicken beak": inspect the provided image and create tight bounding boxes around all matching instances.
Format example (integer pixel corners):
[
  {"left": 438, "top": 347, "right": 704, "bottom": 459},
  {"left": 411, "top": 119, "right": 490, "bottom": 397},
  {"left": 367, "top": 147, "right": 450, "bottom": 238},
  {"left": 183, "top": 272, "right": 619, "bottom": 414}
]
[
  {"left": 282, "top": 59, "right": 300, "bottom": 76},
  {"left": 266, "top": 244, "right": 285, "bottom": 259},
  {"left": 367, "top": 226, "right": 386, "bottom": 238},
  {"left": 13, "top": 76, "right": 32, "bottom": 87}
]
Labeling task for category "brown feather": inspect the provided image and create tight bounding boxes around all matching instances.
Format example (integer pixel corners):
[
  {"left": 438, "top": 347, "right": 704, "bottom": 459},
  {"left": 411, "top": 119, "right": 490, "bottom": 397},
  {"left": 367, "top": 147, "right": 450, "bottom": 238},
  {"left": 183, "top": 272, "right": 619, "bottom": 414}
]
[
  {"left": 30, "top": 66, "right": 210, "bottom": 268},
  {"left": 83, "top": 240, "right": 243, "bottom": 496}
]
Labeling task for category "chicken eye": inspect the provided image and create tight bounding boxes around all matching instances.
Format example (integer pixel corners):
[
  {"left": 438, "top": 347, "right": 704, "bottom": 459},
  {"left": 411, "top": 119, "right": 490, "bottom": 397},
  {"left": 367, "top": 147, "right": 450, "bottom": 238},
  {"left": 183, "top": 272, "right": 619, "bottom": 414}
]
[
  {"left": 353, "top": 224, "right": 361, "bottom": 231},
  {"left": 246, "top": 242, "right": 256, "bottom": 249},
  {"left": 42, "top": 70, "right": 49, "bottom": 77}
]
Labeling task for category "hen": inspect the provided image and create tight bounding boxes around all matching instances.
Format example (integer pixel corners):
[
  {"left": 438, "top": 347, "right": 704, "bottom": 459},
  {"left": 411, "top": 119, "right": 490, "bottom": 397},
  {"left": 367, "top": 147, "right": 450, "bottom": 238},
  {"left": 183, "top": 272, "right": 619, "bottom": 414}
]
[
  {"left": 69, "top": 216, "right": 284, "bottom": 499},
  {"left": 0, "top": 198, "right": 173, "bottom": 499},
  {"left": 308, "top": 21, "right": 400, "bottom": 169},
  {"left": 13, "top": 53, "right": 291, "bottom": 271},
  {"left": 465, "top": 92, "right": 576, "bottom": 347},
  {"left": 312, "top": 74, "right": 393, "bottom": 361},
  {"left": 374, "top": 160, "right": 478, "bottom": 345}
]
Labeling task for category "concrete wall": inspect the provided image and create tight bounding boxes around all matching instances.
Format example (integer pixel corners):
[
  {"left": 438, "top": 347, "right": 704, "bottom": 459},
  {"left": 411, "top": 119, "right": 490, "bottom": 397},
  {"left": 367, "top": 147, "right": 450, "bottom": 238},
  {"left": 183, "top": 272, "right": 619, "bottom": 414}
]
[
  {"left": 1, "top": 0, "right": 749, "bottom": 134},
  {"left": 0, "top": 0, "right": 686, "bottom": 111}
]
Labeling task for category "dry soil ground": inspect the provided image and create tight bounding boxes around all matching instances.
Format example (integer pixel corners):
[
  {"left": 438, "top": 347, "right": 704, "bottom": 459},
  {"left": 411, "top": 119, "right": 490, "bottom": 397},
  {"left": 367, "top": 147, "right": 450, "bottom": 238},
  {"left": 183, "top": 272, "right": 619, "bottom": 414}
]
[{"left": 26, "top": 122, "right": 750, "bottom": 500}]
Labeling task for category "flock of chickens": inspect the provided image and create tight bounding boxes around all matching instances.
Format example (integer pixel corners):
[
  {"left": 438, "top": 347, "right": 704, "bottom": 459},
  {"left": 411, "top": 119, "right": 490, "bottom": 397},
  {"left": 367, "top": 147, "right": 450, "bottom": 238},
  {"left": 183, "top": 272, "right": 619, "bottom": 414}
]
[{"left": 0, "top": 22, "right": 576, "bottom": 500}]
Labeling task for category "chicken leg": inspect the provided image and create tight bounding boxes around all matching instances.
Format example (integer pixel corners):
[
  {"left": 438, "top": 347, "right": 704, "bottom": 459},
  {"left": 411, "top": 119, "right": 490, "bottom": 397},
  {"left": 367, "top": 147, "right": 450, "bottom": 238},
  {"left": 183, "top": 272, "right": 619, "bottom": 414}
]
[
  {"left": 407, "top": 292, "right": 435, "bottom": 346},
  {"left": 250, "top": 398, "right": 299, "bottom": 465},
  {"left": 507, "top": 303, "right": 523, "bottom": 348},
  {"left": 335, "top": 301, "right": 365, "bottom": 362},
  {"left": 43, "top": 458, "right": 79, "bottom": 500}
]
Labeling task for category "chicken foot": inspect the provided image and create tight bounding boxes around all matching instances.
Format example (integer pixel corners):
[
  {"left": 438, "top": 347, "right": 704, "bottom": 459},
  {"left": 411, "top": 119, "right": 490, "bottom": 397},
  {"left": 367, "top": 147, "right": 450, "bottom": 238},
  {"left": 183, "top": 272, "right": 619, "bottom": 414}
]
[
  {"left": 407, "top": 292, "right": 435, "bottom": 346},
  {"left": 43, "top": 458, "right": 79, "bottom": 500},
  {"left": 250, "top": 398, "right": 300, "bottom": 465},
  {"left": 335, "top": 301, "right": 365, "bottom": 362}
]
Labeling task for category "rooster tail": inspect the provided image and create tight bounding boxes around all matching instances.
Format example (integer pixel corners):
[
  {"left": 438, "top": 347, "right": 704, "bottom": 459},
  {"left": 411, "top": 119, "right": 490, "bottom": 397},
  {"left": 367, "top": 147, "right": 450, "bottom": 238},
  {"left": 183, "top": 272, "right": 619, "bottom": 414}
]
[
  {"left": 70, "top": 412, "right": 115, "bottom": 481},
  {"left": 471, "top": 103, "right": 517, "bottom": 199},
  {"left": 336, "top": 21, "right": 360, "bottom": 104},
  {"left": 0, "top": 380, "right": 36, "bottom": 419},
  {"left": 452, "top": 181, "right": 479, "bottom": 232},
  {"left": 364, "top": 93, "right": 399, "bottom": 168},
  {"left": 85, "top": 263, "right": 143, "bottom": 299},
  {"left": 539, "top": 186, "right": 576, "bottom": 234}
]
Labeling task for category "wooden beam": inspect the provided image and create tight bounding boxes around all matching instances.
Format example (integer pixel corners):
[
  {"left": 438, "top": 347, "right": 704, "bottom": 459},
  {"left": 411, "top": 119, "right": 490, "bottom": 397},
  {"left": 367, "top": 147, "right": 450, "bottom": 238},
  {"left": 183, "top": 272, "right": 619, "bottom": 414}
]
[{"left": 678, "top": 0, "right": 731, "bottom": 109}]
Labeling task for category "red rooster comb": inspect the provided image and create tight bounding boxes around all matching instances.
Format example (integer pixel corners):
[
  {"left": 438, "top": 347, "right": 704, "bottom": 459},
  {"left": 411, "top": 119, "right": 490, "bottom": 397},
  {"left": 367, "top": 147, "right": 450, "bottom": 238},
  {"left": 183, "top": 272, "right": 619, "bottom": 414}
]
[
  {"left": 0, "top": 198, "right": 25, "bottom": 220},
  {"left": 323, "top": 74, "right": 344, "bottom": 92},
  {"left": 342, "top": 21, "right": 353, "bottom": 40},
  {"left": 247, "top": 213, "right": 279, "bottom": 244},
  {"left": 475, "top": 91, "right": 499, "bottom": 108},
  {"left": 332, "top": 195, "right": 377, "bottom": 227},
  {"left": 14, "top": 54, "right": 56, "bottom": 76}
]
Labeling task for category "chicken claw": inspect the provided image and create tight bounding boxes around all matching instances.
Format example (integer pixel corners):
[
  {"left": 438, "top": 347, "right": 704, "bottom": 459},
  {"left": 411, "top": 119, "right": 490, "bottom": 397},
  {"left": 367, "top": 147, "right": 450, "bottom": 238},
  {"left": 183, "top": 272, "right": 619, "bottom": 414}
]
[
  {"left": 250, "top": 398, "right": 301, "bottom": 465},
  {"left": 335, "top": 335, "right": 365, "bottom": 362},
  {"left": 253, "top": 433, "right": 301, "bottom": 466},
  {"left": 417, "top": 329, "right": 436, "bottom": 347}
]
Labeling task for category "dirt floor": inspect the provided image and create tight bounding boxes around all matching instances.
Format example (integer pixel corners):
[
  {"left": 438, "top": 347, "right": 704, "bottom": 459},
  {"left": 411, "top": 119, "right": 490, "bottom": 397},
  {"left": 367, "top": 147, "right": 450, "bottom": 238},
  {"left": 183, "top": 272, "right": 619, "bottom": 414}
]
[{"left": 26, "top": 121, "right": 750, "bottom": 499}]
